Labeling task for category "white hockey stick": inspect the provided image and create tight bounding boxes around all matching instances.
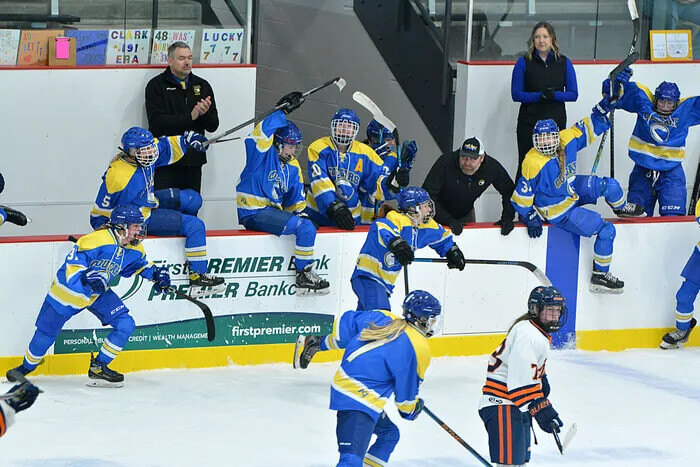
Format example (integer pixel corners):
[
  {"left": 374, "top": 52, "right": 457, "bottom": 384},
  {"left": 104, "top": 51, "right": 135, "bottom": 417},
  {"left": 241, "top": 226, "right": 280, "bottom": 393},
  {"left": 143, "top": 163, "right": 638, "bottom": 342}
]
[
  {"left": 352, "top": 91, "right": 396, "bottom": 132},
  {"left": 561, "top": 422, "right": 578, "bottom": 452}
]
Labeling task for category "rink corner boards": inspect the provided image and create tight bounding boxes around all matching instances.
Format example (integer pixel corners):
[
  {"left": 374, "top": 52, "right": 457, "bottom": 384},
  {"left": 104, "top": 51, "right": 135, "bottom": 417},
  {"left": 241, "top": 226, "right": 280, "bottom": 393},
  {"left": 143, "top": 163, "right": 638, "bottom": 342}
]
[{"left": 1, "top": 329, "right": 696, "bottom": 377}]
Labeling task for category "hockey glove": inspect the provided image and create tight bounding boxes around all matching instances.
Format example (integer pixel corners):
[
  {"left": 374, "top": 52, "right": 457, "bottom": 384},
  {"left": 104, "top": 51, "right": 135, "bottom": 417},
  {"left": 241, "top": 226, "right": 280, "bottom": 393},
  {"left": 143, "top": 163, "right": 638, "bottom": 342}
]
[
  {"left": 276, "top": 91, "right": 304, "bottom": 115},
  {"left": 616, "top": 66, "right": 633, "bottom": 84},
  {"left": 399, "top": 140, "right": 418, "bottom": 170},
  {"left": 297, "top": 211, "right": 319, "bottom": 230},
  {"left": 151, "top": 266, "right": 171, "bottom": 294},
  {"left": 0, "top": 205, "right": 28, "bottom": 226},
  {"left": 388, "top": 236, "right": 414, "bottom": 266},
  {"left": 529, "top": 398, "right": 563, "bottom": 433},
  {"left": 495, "top": 217, "right": 515, "bottom": 236},
  {"left": 449, "top": 219, "right": 464, "bottom": 236},
  {"left": 400, "top": 398, "right": 424, "bottom": 421},
  {"left": 0, "top": 171, "right": 4, "bottom": 194},
  {"left": 445, "top": 244, "right": 466, "bottom": 271},
  {"left": 396, "top": 168, "right": 410, "bottom": 188},
  {"left": 4, "top": 382, "right": 40, "bottom": 413},
  {"left": 83, "top": 270, "right": 109, "bottom": 295},
  {"left": 183, "top": 131, "right": 208, "bottom": 152},
  {"left": 593, "top": 96, "right": 617, "bottom": 117},
  {"left": 540, "top": 87, "right": 555, "bottom": 102},
  {"left": 601, "top": 78, "right": 626, "bottom": 100},
  {"left": 541, "top": 373, "right": 551, "bottom": 398},
  {"left": 372, "top": 142, "right": 392, "bottom": 159},
  {"left": 326, "top": 201, "right": 355, "bottom": 231},
  {"left": 521, "top": 210, "right": 543, "bottom": 238}
]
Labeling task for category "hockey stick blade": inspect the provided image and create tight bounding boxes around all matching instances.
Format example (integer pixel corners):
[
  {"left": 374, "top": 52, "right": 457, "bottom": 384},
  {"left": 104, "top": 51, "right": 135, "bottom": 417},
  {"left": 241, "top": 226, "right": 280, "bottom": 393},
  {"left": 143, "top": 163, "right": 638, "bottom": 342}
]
[
  {"left": 423, "top": 406, "right": 493, "bottom": 466},
  {"left": 352, "top": 91, "right": 396, "bottom": 132},
  {"left": 0, "top": 378, "right": 44, "bottom": 400},
  {"left": 166, "top": 287, "right": 216, "bottom": 342},
  {"left": 609, "top": 52, "right": 639, "bottom": 81},
  {"left": 561, "top": 422, "right": 578, "bottom": 452},
  {"left": 413, "top": 258, "right": 552, "bottom": 286}
]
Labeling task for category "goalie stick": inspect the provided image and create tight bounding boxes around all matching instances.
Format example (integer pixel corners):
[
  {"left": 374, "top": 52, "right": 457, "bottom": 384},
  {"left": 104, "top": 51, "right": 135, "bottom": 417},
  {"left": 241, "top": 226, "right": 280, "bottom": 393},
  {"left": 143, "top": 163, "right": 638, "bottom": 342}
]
[
  {"left": 66, "top": 236, "right": 215, "bottom": 341},
  {"left": 412, "top": 257, "right": 552, "bottom": 286},
  {"left": 203, "top": 76, "right": 347, "bottom": 148},
  {"left": 352, "top": 91, "right": 396, "bottom": 133}
]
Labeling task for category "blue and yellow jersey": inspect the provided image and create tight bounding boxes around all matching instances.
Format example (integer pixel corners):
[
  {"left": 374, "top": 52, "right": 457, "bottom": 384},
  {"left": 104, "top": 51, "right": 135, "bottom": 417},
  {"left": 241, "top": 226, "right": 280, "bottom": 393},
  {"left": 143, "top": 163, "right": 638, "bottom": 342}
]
[
  {"left": 351, "top": 210, "right": 454, "bottom": 294},
  {"left": 305, "top": 138, "right": 392, "bottom": 224},
  {"left": 46, "top": 229, "right": 155, "bottom": 316},
  {"left": 617, "top": 82, "right": 699, "bottom": 171},
  {"left": 358, "top": 149, "right": 399, "bottom": 224},
  {"left": 236, "top": 111, "right": 306, "bottom": 221},
  {"left": 90, "top": 135, "right": 189, "bottom": 229},
  {"left": 330, "top": 314, "right": 431, "bottom": 422},
  {"left": 511, "top": 112, "right": 609, "bottom": 223},
  {"left": 323, "top": 309, "right": 399, "bottom": 350}
]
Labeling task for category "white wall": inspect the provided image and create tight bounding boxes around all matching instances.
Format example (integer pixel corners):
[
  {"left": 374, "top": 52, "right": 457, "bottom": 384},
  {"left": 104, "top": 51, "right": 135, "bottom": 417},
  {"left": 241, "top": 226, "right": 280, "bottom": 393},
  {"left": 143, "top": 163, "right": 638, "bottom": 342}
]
[
  {"left": 0, "top": 65, "right": 256, "bottom": 236},
  {"left": 454, "top": 62, "right": 700, "bottom": 221}
]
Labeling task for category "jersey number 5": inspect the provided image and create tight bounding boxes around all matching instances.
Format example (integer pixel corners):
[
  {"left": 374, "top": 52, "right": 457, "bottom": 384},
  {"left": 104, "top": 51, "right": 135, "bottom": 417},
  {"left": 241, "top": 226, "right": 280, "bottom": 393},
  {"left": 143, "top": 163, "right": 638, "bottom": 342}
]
[{"left": 487, "top": 339, "right": 506, "bottom": 372}]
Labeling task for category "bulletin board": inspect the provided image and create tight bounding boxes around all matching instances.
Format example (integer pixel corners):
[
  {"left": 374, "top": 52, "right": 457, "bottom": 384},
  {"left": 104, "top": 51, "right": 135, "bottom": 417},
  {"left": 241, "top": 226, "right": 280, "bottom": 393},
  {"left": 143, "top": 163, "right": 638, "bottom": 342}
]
[{"left": 650, "top": 30, "right": 693, "bottom": 61}]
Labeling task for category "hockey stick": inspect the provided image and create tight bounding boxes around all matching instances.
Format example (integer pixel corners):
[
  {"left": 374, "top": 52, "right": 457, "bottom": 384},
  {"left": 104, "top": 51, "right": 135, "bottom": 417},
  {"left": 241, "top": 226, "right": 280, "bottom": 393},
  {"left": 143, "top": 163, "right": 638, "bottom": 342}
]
[
  {"left": 552, "top": 424, "right": 564, "bottom": 454},
  {"left": 203, "top": 76, "right": 347, "bottom": 148},
  {"left": 403, "top": 265, "right": 409, "bottom": 297},
  {"left": 0, "top": 378, "right": 44, "bottom": 401},
  {"left": 590, "top": 51, "right": 640, "bottom": 175},
  {"left": 413, "top": 257, "right": 552, "bottom": 286},
  {"left": 165, "top": 286, "right": 215, "bottom": 342},
  {"left": 423, "top": 406, "right": 493, "bottom": 467},
  {"left": 688, "top": 159, "right": 700, "bottom": 214},
  {"left": 561, "top": 422, "right": 578, "bottom": 451},
  {"left": 352, "top": 91, "right": 396, "bottom": 133}
]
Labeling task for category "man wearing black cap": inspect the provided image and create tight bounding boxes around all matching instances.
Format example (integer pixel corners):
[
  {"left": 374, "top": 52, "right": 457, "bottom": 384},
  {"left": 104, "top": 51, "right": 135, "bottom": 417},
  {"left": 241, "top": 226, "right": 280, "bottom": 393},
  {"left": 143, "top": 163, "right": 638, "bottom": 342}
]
[{"left": 422, "top": 137, "right": 515, "bottom": 235}]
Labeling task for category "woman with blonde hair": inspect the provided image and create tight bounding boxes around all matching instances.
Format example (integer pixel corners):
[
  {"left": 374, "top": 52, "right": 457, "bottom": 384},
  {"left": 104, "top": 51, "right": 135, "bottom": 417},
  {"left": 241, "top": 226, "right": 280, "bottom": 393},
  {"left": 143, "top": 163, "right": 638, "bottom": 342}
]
[{"left": 511, "top": 21, "right": 578, "bottom": 180}]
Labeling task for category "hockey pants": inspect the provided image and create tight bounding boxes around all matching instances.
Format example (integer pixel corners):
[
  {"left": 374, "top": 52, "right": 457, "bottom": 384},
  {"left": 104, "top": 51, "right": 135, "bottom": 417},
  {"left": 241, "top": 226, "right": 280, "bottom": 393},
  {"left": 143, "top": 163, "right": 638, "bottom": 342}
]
[
  {"left": 336, "top": 410, "right": 400, "bottom": 467},
  {"left": 628, "top": 164, "right": 686, "bottom": 217}
]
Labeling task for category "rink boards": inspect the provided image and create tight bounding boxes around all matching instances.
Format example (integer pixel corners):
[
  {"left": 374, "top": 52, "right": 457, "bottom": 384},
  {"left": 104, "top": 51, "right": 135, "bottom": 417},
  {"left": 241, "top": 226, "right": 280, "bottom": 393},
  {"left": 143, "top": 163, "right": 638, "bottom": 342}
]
[{"left": 0, "top": 217, "right": 698, "bottom": 375}]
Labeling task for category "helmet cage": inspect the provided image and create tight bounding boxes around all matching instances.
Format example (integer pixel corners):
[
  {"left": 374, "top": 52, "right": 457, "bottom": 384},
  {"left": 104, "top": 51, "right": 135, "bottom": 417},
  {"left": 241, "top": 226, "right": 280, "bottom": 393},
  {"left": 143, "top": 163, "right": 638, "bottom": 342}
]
[
  {"left": 532, "top": 132, "right": 560, "bottom": 157},
  {"left": 130, "top": 142, "right": 159, "bottom": 167},
  {"left": 111, "top": 220, "right": 147, "bottom": 246},
  {"left": 331, "top": 118, "right": 359, "bottom": 147}
]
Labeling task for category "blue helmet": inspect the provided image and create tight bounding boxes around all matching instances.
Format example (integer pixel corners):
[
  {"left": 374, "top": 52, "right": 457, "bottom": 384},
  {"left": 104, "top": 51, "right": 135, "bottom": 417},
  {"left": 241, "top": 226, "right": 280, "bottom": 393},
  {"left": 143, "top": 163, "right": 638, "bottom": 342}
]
[
  {"left": 654, "top": 81, "right": 680, "bottom": 116},
  {"left": 366, "top": 119, "right": 394, "bottom": 144},
  {"left": 532, "top": 119, "right": 560, "bottom": 156},
  {"left": 331, "top": 108, "right": 360, "bottom": 146},
  {"left": 121, "top": 127, "right": 158, "bottom": 167},
  {"left": 109, "top": 204, "right": 147, "bottom": 246},
  {"left": 274, "top": 121, "right": 303, "bottom": 163},
  {"left": 527, "top": 286, "right": 567, "bottom": 332},
  {"left": 403, "top": 290, "right": 442, "bottom": 337},
  {"left": 397, "top": 187, "right": 434, "bottom": 224}
]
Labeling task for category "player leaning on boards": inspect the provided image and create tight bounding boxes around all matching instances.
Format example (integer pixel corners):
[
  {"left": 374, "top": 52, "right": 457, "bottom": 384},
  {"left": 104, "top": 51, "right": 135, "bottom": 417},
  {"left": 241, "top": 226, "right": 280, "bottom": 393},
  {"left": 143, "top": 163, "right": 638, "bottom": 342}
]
[
  {"left": 328, "top": 290, "right": 442, "bottom": 466},
  {"left": 303, "top": 109, "right": 411, "bottom": 230},
  {"left": 236, "top": 91, "right": 329, "bottom": 296},
  {"left": 6, "top": 206, "right": 171, "bottom": 388},
  {"left": 479, "top": 286, "right": 568, "bottom": 466},
  {"left": 0, "top": 171, "right": 29, "bottom": 228},
  {"left": 0, "top": 381, "right": 40, "bottom": 438},
  {"left": 661, "top": 198, "right": 699, "bottom": 349},
  {"left": 604, "top": 70, "right": 699, "bottom": 217},
  {"left": 90, "top": 126, "right": 224, "bottom": 297},
  {"left": 511, "top": 95, "right": 645, "bottom": 294}
]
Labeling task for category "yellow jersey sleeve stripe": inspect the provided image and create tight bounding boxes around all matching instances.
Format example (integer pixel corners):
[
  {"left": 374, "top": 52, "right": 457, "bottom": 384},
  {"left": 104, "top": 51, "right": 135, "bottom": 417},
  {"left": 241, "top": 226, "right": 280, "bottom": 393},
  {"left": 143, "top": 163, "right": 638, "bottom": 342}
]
[{"left": 404, "top": 326, "right": 431, "bottom": 380}]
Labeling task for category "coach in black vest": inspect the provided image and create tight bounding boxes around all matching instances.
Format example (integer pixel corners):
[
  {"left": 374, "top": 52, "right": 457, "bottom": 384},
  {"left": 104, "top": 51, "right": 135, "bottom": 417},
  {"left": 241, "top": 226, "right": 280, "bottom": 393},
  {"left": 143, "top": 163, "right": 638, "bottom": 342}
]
[{"left": 511, "top": 22, "right": 578, "bottom": 181}]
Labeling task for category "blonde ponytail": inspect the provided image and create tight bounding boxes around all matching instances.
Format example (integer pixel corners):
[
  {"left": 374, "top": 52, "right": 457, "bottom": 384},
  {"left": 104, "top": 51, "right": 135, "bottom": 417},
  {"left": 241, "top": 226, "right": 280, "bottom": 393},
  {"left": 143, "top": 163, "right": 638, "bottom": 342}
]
[{"left": 359, "top": 319, "right": 408, "bottom": 342}]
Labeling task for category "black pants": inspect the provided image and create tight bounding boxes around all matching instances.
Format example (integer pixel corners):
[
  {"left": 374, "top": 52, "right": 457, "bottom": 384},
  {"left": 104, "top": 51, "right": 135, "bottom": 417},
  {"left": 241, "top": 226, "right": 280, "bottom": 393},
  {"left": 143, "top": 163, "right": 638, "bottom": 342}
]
[{"left": 155, "top": 165, "right": 203, "bottom": 193}]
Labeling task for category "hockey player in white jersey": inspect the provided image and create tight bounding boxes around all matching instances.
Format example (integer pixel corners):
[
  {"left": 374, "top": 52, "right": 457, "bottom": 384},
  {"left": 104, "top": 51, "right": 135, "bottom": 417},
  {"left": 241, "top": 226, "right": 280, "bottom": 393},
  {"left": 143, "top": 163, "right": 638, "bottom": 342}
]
[{"left": 478, "top": 286, "right": 567, "bottom": 466}]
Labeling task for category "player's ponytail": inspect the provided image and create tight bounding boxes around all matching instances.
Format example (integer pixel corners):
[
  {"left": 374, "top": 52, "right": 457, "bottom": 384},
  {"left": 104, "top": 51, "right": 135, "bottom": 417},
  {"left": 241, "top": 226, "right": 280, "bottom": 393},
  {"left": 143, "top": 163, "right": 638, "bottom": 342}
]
[
  {"left": 507, "top": 313, "right": 531, "bottom": 334},
  {"left": 376, "top": 202, "right": 397, "bottom": 219},
  {"left": 359, "top": 319, "right": 408, "bottom": 342},
  {"left": 555, "top": 145, "right": 566, "bottom": 186}
]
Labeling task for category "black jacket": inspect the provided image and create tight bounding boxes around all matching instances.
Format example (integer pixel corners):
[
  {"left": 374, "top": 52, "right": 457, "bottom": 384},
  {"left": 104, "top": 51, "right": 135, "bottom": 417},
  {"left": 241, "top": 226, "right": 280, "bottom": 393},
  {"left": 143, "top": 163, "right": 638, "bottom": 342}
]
[
  {"left": 517, "top": 53, "right": 569, "bottom": 128},
  {"left": 422, "top": 152, "right": 515, "bottom": 224},
  {"left": 145, "top": 68, "right": 219, "bottom": 166}
]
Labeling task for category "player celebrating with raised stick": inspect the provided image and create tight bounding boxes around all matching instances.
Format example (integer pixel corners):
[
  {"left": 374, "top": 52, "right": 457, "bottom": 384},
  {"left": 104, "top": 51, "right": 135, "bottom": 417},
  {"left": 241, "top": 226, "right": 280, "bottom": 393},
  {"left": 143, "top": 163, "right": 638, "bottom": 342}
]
[
  {"left": 512, "top": 95, "right": 645, "bottom": 294},
  {"left": 6, "top": 205, "right": 171, "bottom": 387},
  {"left": 479, "top": 286, "right": 568, "bottom": 466},
  {"left": 237, "top": 91, "right": 329, "bottom": 296}
]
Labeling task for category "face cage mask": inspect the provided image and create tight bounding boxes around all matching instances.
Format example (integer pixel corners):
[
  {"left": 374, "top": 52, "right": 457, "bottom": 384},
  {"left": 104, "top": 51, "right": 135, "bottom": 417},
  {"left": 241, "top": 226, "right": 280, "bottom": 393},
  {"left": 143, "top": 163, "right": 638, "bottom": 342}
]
[
  {"left": 276, "top": 142, "right": 302, "bottom": 163},
  {"left": 407, "top": 199, "right": 435, "bottom": 225},
  {"left": 130, "top": 143, "right": 159, "bottom": 167},
  {"left": 534, "top": 304, "right": 566, "bottom": 332},
  {"left": 114, "top": 222, "right": 147, "bottom": 246},
  {"left": 331, "top": 119, "right": 359, "bottom": 147},
  {"left": 532, "top": 132, "right": 559, "bottom": 157},
  {"left": 411, "top": 313, "right": 443, "bottom": 337}
]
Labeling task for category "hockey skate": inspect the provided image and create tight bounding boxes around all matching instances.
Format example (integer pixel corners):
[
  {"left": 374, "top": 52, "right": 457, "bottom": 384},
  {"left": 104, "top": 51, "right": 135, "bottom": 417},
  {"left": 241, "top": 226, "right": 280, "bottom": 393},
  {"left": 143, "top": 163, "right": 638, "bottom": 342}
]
[
  {"left": 189, "top": 271, "right": 225, "bottom": 298},
  {"left": 87, "top": 354, "right": 124, "bottom": 388},
  {"left": 0, "top": 205, "right": 29, "bottom": 226},
  {"left": 660, "top": 318, "right": 696, "bottom": 349},
  {"left": 613, "top": 202, "right": 646, "bottom": 218},
  {"left": 6, "top": 365, "right": 32, "bottom": 383},
  {"left": 589, "top": 270, "right": 624, "bottom": 294},
  {"left": 295, "top": 264, "right": 330, "bottom": 296},
  {"left": 293, "top": 335, "right": 322, "bottom": 369}
]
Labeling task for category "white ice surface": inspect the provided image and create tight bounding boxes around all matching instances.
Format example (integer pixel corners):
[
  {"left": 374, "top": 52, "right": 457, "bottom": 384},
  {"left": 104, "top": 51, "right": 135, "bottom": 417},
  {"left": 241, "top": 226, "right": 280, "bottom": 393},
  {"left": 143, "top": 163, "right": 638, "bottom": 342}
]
[{"left": 1, "top": 348, "right": 699, "bottom": 466}]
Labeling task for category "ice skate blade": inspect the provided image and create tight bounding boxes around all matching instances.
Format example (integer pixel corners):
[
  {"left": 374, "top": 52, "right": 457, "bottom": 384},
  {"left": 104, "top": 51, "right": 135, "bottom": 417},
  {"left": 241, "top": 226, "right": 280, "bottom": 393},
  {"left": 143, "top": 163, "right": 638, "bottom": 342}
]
[
  {"left": 189, "top": 284, "right": 225, "bottom": 298},
  {"left": 293, "top": 334, "right": 306, "bottom": 369},
  {"left": 86, "top": 379, "right": 124, "bottom": 388},
  {"left": 296, "top": 287, "right": 330, "bottom": 297},
  {"left": 589, "top": 284, "right": 624, "bottom": 294},
  {"left": 660, "top": 341, "right": 684, "bottom": 350}
]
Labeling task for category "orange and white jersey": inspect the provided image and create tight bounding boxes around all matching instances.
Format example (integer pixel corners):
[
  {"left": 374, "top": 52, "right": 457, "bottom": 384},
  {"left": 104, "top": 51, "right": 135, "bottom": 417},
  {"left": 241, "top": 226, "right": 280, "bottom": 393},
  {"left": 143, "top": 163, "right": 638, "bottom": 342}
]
[
  {"left": 0, "top": 400, "right": 16, "bottom": 438},
  {"left": 478, "top": 319, "right": 551, "bottom": 412}
]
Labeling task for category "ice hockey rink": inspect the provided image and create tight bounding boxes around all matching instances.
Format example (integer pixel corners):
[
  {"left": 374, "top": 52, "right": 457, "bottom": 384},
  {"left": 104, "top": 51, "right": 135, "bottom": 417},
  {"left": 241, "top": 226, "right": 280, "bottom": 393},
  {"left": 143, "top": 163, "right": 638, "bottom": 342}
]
[{"left": 1, "top": 348, "right": 698, "bottom": 466}]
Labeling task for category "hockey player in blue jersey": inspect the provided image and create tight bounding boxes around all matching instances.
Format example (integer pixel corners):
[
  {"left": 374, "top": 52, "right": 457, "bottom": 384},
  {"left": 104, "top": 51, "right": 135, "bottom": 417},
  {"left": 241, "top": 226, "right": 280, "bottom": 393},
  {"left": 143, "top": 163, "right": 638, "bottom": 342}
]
[
  {"left": 304, "top": 109, "right": 410, "bottom": 230},
  {"left": 0, "top": 170, "right": 29, "bottom": 228},
  {"left": 661, "top": 199, "right": 699, "bottom": 349},
  {"left": 605, "top": 73, "right": 700, "bottom": 217},
  {"left": 0, "top": 381, "right": 40, "bottom": 438},
  {"left": 6, "top": 205, "right": 171, "bottom": 387},
  {"left": 90, "top": 127, "right": 224, "bottom": 297},
  {"left": 237, "top": 91, "right": 329, "bottom": 296},
  {"left": 329, "top": 290, "right": 442, "bottom": 467},
  {"left": 358, "top": 120, "right": 417, "bottom": 223},
  {"left": 512, "top": 98, "right": 645, "bottom": 294}
]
